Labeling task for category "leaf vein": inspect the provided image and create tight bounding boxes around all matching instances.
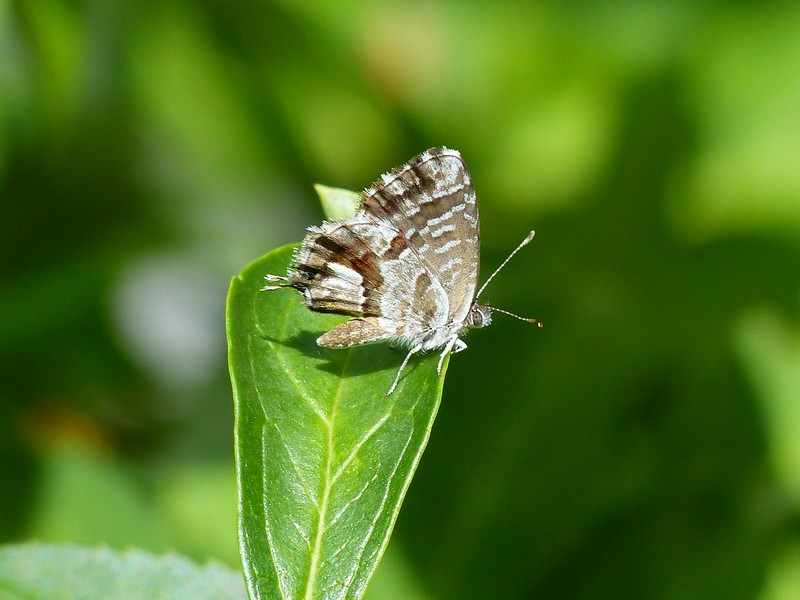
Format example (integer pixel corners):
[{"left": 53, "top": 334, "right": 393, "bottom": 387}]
[
  {"left": 265, "top": 339, "right": 327, "bottom": 422},
  {"left": 332, "top": 411, "right": 392, "bottom": 484},
  {"left": 261, "top": 457, "right": 291, "bottom": 600},
  {"left": 327, "top": 471, "right": 380, "bottom": 530},
  {"left": 303, "top": 349, "right": 353, "bottom": 600},
  {"left": 271, "top": 421, "right": 320, "bottom": 509},
  {"left": 340, "top": 430, "right": 414, "bottom": 596}
]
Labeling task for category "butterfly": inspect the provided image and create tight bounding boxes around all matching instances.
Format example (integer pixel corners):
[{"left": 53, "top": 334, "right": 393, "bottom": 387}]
[{"left": 264, "top": 147, "right": 541, "bottom": 394}]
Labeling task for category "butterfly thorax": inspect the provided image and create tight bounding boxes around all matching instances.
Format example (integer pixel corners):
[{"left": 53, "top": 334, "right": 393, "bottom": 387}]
[{"left": 416, "top": 302, "right": 490, "bottom": 350}]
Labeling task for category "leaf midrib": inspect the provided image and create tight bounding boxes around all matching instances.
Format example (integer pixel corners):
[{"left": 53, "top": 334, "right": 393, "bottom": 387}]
[{"left": 303, "top": 348, "right": 353, "bottom": 600}]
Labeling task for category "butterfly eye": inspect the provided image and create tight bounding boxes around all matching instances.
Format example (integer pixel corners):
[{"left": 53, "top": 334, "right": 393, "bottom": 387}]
[{"left": 468, "top": 305, "right": 492, "bottom": 328}]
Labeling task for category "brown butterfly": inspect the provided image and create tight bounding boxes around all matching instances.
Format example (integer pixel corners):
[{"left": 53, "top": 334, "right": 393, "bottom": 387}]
[{"left": 264, "top": 147, "right": 541, "bottom": 394}]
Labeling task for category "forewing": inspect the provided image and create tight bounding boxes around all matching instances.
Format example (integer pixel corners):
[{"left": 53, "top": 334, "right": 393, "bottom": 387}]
[{"left": 360, "top": 147, "right": 479, "bottom": 325}]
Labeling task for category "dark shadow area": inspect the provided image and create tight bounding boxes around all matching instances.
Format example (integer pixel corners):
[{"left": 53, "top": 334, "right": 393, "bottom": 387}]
[{"left": 397, "top": 66, "right": 795, "bottom": 600}]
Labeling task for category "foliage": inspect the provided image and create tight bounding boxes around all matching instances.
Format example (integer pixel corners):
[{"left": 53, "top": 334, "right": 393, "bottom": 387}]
[
  {"left": 1, "top": 1, "right": 800, "bottom": 599},
  {"left": 227, "top": 184, "right": 446, "bottom": 599},
  {"left": 0, "top": 543, "right": 245, "bottom": 600}
]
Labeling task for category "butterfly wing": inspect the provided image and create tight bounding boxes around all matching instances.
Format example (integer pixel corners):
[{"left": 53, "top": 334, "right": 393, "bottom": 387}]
[
  {"left": 360, "top": 147, "right": 480, "bottom": 328},
  {"left": 288, "top": 217, "right": 450, "bottom": 348},
  {"left": 285, "top": 147, "right": 479, "bottom": 350}
]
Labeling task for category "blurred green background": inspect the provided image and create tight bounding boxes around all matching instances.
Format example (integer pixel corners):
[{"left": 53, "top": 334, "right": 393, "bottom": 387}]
[{"left": 2, "top": 1, "right": 800, "bottom": 598}]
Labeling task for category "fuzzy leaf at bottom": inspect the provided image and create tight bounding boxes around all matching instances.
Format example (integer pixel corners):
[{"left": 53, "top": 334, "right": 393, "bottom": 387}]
[
  {"left": 0, "top": 543, "right": 245, "bottom": 600},
  {"left": 226, "top": 246, "right": 446, "bottom": 600}
]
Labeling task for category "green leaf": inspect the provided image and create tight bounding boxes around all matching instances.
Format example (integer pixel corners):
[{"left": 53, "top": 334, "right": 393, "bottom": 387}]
[
  {"left": 0, "top": 543, "right": 245, "bottom": 599},
  {"left": 313, "top": 184, "right": 361, "bottom": 221},
  {"left": 227, "top": 247, "right": 446, "bottom": 600}
]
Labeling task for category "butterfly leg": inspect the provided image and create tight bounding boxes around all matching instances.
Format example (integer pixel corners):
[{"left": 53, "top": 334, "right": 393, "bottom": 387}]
[
  {"left": 387, "top": 343, "right": 423, "bottom": 396},
  {"left": 437, "top": 337, "right": 463, "bottom": 375}
]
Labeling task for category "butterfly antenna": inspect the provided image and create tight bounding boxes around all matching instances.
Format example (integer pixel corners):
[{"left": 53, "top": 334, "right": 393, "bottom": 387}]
[
  {"left": 489, "top": 306, "right": 543, "bottom": 328},
  {"left": 475, "top": 230, "right": 536, "bottom": 300}
]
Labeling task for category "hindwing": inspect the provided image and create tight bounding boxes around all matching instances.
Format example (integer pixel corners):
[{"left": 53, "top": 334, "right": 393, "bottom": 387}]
[{"left": 287, "top": 218, "right": 450, "bottom": 347}]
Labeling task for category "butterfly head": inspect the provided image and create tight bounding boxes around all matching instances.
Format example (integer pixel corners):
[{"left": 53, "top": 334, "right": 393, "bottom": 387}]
[
  {"left": 467, "top": 303, "right": 493, "bottom": 329},
  {"left": 469, "top": 229, "right": 542, "bottom": 331}
]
